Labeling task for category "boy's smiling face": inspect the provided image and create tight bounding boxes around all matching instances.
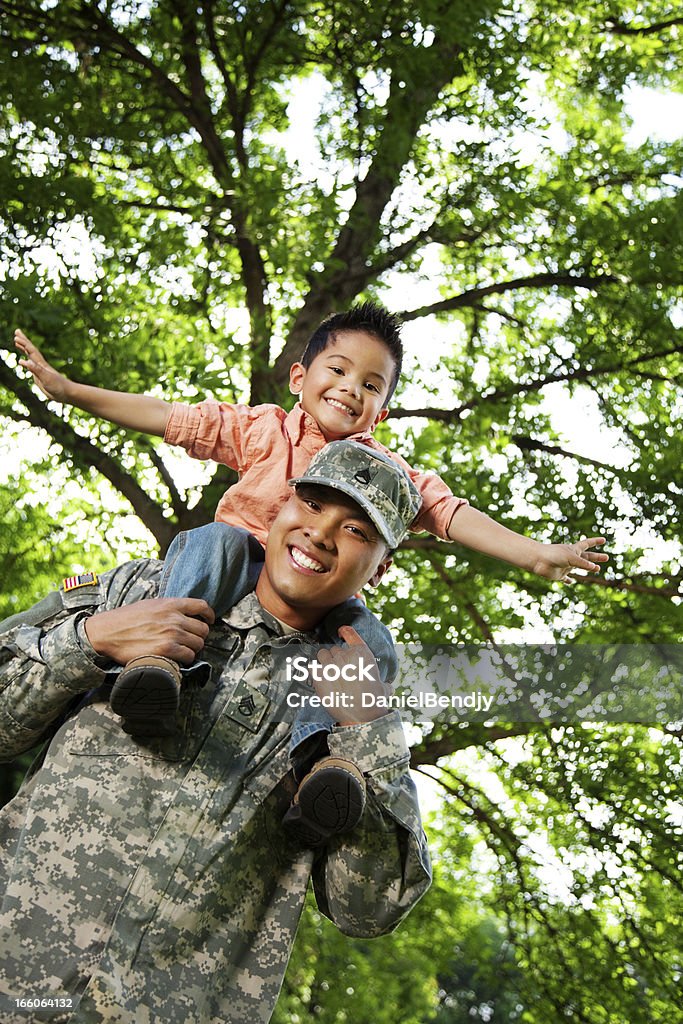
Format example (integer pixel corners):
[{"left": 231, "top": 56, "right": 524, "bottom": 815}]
[{"left": 289, "top": 330, "right": 395, "bottom": 440}]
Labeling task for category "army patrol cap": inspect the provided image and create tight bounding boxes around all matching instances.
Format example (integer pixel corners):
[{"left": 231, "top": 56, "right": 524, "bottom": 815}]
[{"left": 289, "top": 440, "right": 421, "bottom": 548}]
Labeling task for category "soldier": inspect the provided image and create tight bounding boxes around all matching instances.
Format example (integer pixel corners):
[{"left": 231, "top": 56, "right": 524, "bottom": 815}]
[
  {"left": 0, "top": 441, "right": 431, "bottom": 1024},
  {"left": 14, "top": 306, "right": 607, "bottom": 838}
]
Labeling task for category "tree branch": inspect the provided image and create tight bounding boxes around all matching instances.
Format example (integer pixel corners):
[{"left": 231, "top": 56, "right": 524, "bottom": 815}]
[
  {"left": 568, "top": 575, "right": 682, "bottom": 599},
  {"left": 145, "top": 447, "right": 185, "bottom": 520},
  {"left": 411, "top": 723, "right": 537, "bottom": 766},
  {"left": 388, "top": 341, "right": 683, "bottom": 422},
  {"left": 4, "top": 0, "right": 274, "bottom": 400},
  {"left": 398, "top": 271, "right": 621, "bottom": 321},
  {"left": 510, "top": 434, "right": 625, "bottom": 473},
  {"left": 197, "top": 3, "right": 277, "bottom": 403},
  {"left": 203, "top": 0, "right": 238, "bottom": 102},
  {"left": 175, "top": 0, "right": 213, "bottom": 117},
  {"left": 172, "top": 1, "right": 274, "bottom": 365},
  {"left": 428, "top": 765, "right": 528, "bottom": 858},
  {"left": 469, "top": 303, "right": 530, "bottom": 332},
  {"left": 363, "top": 225, "right": 435, "bottom": 278},
  {"left": 241, "top": 0, "right": 292, "bottom": 106},
  {"left": 606, "top": 15, "right": 683, "bottom": 36},
  {"left": 112, "top": 198, "right": 205, "bottom": 215},
  {"left": 90, "top": 5, "right": 234, "bottom": 185},
  {"left": 274, "top": 31, "right": 464, "bottom": 377},
  {"left": 0, "top": 358, "right": 178, "bottom": 550}
]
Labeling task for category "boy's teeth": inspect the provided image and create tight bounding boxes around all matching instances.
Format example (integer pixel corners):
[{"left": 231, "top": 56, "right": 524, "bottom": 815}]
[
  {"left": 291, "top": 547, "right": 326, "bottom": 572},
  {"left": 326, "top": 398, "right": 355, "bottom": 415}
]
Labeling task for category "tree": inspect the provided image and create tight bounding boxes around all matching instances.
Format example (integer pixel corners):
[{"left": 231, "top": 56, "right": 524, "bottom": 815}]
[{"left": 0, "top": 1, "right": 681, "bottom": 1019}]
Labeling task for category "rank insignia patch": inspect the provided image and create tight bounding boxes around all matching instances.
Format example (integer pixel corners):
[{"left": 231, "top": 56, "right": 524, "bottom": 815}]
[
  {"left": 226, "top": 679, "right": 270, "bottom": 733},
  {"left": 63, "top": 572, "right": 99, "bottom": 592}
]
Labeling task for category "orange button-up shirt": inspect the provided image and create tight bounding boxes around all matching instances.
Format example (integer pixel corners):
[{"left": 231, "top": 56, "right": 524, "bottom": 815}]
[{"left": 164, "top": 401, "right": 467, "bottom": 547}]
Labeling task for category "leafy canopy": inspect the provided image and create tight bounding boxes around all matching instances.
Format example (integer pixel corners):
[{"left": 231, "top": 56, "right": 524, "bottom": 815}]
[{"left": 0, "top": 1, "right": 681, "bottom": 1019}]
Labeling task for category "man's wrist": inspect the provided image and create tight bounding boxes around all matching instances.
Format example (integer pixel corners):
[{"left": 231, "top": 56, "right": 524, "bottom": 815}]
[
  {"left": 82, "top": 612, "right": 119, "bottom": 662},
  {"left": 333, "top": 709, "right": 390, "bottom": 727},
  {"left": 77, "top": 616, "right": 116, "bottom": 669}
]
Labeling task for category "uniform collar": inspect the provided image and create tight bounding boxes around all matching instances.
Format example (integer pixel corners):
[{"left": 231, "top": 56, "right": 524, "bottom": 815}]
[
  {"left": 224, "top": 592, "right": 282, "bottom": 634},
  {"left": 223, "top": 591, "right": 318, "bottom": 640}
]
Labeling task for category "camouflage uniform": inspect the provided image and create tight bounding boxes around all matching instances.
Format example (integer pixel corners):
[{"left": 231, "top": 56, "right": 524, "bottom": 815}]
[{"left": 0, "top": 559, "right": 431, "bottom": 1024}]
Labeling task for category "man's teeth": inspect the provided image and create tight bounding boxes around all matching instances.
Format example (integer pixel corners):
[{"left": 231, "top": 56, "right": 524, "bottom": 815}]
[
  {"left": 291, "top": 547, "right": 326, "bottom": 572},
  {"left": 326, "top": 398, "right": 356, "bottom": 415}
]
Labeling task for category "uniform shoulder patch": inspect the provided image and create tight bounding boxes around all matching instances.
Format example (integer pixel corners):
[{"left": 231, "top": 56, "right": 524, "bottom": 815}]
[{"left": 62, "top": 572, "right": 99, "bottom": 592}]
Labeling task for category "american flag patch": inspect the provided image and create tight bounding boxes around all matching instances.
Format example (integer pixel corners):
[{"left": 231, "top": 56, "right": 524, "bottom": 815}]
[{"left": 62, "top": 572, "right": 99, "bottom": 592}]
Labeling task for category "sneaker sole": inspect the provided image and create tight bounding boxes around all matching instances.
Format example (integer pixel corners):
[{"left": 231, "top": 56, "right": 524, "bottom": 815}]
[
  {"left": 296, "top": 767, "right": 366, "bottom": 833},
  {"left": 110, "top": 667, "right": 180, "bottom": 720},
  {"left": 283, "top": 758, "right": 367, "bottom": 846}
]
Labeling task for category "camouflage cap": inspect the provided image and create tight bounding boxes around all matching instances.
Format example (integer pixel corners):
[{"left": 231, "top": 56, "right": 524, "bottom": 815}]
[{"left": 289, "top": 440, "right": 422, "bottom": 548}]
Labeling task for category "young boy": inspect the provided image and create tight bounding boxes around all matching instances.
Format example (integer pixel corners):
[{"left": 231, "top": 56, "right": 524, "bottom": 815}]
[{"left": 15, "top": 303, "right": 607, "bottom": 844}]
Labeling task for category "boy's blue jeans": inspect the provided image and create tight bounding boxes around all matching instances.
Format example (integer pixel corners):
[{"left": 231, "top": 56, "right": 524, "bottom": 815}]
[{"left": 159, "top": 522, "right": 397, "bottom": 754}]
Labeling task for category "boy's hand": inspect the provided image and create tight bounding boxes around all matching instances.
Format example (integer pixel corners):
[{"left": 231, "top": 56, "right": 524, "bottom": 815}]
[
  {"left": 532, "top": 537, "right": 608, "bottom": 583},
  {"left": 312, "top": 625, "right": 390, "bottom": 726},
  {"left": 14, "top": 329, "right": 72, "bottom": 403}
]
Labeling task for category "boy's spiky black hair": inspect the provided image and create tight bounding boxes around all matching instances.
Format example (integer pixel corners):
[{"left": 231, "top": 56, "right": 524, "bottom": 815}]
[{"left": 300, "top": 300, "right": 403, "bottom": 403}]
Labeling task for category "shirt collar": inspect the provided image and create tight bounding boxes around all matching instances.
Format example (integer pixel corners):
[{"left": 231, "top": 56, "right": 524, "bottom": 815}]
[{"left": 284, "top": 402, "right": 373, "bottom": 446}]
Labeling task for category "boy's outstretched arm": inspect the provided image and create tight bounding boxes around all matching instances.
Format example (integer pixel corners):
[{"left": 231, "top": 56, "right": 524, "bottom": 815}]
[
  {"left": 446, "top": 505, "right": 608, "bottom": 582},
  {"left": 14, "top": 329, "right": 171, "bottom": 436}
]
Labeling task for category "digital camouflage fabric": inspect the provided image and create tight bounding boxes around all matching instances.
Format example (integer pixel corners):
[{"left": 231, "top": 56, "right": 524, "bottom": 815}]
[{"left": 0, "top": 561, "right": 431, "bottom": 1023}]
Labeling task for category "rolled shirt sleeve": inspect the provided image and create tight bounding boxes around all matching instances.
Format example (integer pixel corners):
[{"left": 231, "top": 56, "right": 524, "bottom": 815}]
[
  {"left": 409, "top": 477, "right": 468, "bottom": 540},
  {"left": 373, "top": 444, "right": 469, "bottom": 541},
  {"left": 164, "top": 400, "right": 259, "bottom": 472}
]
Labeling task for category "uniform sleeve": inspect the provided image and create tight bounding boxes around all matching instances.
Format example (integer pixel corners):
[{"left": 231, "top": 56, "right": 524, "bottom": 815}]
[
  {"left": 0, "top": 561, "right": 160, "bottom": 762},
  {"left": 164, "top": 399, "right": 269, "bottom": 473},
  {"left": 311, "top": 711, "right": 432, "bottom": 937}
]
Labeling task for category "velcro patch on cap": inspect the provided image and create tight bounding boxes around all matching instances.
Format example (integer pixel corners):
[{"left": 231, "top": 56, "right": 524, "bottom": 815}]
[{"left": 62, "top": 572, "right": 99, "bottom": 592}]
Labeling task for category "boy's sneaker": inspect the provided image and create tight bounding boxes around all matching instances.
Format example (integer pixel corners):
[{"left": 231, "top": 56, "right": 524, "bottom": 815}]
[
  {"left": 282, "top": 756, "right": 366, "bottom": 848},
  {"left": 110, "top": 655, "right": 182, "bottom": 734}
]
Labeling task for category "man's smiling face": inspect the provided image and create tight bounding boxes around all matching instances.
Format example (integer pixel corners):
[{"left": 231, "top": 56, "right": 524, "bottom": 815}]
[
  {"left": 289, "top": 330, "right": 394, "bottom": 440},
  {"left": 255, "top": 484, "right": 392, "bottom": 631}
]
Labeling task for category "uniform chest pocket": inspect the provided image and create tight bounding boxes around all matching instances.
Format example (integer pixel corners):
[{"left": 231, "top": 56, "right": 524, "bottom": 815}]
[{"left": 64, "top": 692, "right": 200, "bottom": 762}]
